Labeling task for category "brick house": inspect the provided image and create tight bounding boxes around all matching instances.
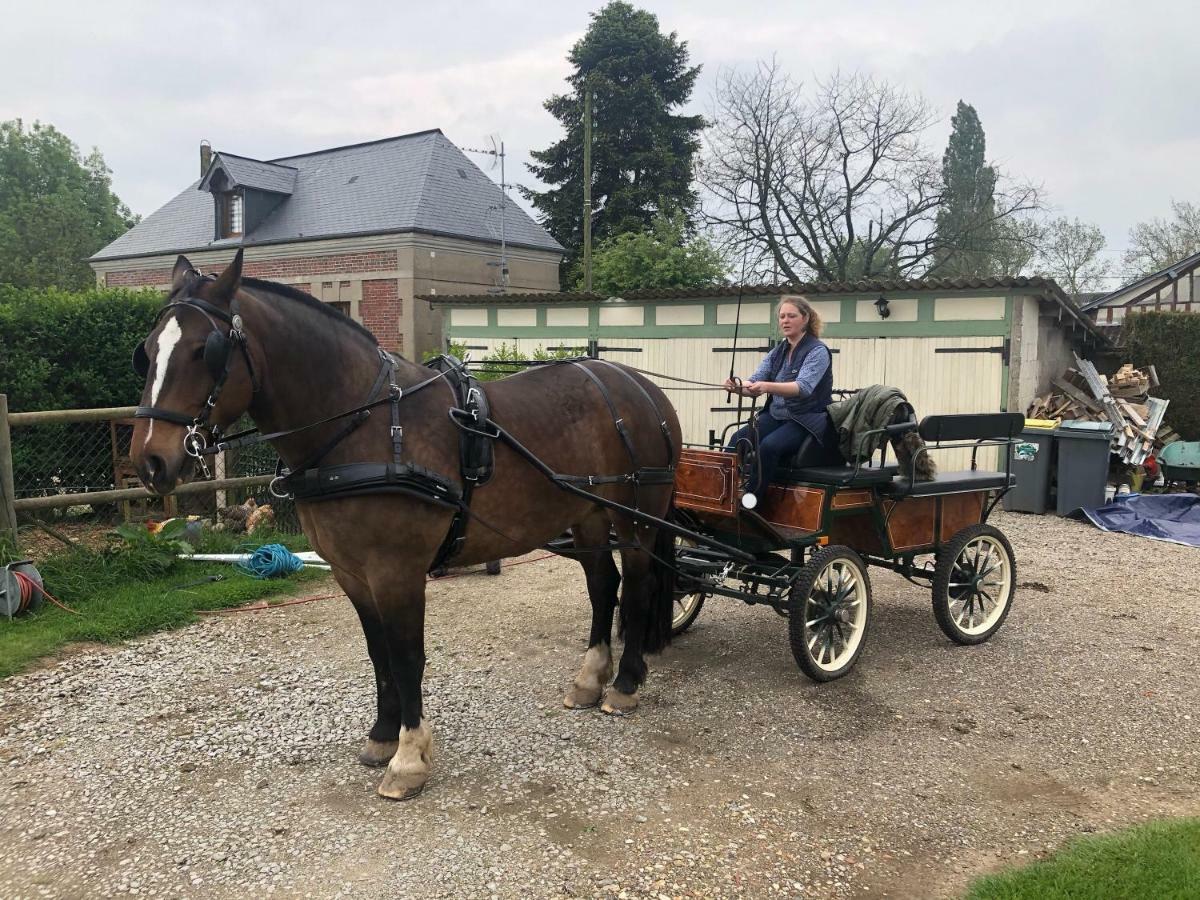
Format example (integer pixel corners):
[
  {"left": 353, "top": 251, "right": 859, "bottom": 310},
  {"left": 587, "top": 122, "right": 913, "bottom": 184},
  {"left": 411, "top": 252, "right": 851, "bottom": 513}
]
[{"left": 89, "top": 129, "right": 563, "bottom": 358}]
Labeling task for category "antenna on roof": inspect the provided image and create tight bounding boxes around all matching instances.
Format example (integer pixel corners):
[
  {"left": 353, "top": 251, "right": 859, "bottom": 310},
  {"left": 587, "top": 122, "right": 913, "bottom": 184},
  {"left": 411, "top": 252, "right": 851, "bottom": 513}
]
[{"left": 461, "top": 135, "right": 509, "bottom": 293}]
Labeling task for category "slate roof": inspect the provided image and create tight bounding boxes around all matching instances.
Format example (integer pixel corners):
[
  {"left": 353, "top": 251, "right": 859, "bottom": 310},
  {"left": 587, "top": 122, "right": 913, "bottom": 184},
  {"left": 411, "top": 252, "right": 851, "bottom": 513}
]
[
  {"left": 422, "top": 276, "right": 1108, "bottom": 344},
  {"left": 92, "top": 129, "right": 563, "bottom": 261},
  {"left": 200, "top": 153, "right": 297, "bottom": 195}
]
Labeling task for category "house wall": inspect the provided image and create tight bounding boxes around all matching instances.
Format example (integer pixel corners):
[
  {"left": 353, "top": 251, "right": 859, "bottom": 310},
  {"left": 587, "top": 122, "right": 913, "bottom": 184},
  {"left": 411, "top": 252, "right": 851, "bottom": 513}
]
[{"left": 91, "top": 233, "right": 560, "bottom": 359}]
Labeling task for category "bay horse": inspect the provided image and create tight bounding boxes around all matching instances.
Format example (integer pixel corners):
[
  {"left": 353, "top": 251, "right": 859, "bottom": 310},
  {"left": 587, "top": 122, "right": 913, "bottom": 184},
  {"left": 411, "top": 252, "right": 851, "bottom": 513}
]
[{"left": 131, "top": 250, "right": 681, "bottom": 800}]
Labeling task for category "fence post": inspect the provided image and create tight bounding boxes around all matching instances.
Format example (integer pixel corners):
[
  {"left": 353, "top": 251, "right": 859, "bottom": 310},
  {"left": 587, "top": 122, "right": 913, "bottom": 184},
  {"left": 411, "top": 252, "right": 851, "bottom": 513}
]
[{"left": 0, "top": 394, "right": 18, "bottom": 550}]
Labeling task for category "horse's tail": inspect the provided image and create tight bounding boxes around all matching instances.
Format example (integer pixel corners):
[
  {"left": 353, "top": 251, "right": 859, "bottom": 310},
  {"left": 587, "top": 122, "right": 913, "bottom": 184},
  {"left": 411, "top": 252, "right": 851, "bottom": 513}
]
[{"left": 642, "top": 506, "right": 677, "bottom": 655}]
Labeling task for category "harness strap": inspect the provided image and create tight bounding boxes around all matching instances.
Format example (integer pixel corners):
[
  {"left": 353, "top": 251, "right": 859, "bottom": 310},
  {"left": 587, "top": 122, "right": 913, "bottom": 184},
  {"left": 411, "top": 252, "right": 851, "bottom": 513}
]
[
  {"left": 590, "top": 359, "right": 676, "bottom": 463},
  {"left": 569, "top": 360, "right": 641, "bottom": 473},
  {"left": 205, "top": 357, "right": 445, "bottom": 456}
]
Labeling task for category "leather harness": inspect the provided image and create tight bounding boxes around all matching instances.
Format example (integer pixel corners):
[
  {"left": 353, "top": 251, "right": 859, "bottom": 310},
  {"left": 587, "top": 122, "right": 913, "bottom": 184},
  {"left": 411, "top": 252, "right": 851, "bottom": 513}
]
[{"left": 134, "top": 292, "right": 675, "bottom": 571}]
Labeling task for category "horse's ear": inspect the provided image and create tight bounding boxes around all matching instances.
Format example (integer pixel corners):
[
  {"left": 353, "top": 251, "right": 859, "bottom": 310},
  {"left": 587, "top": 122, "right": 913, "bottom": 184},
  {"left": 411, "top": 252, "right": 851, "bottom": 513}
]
[
  {"left": 171, "top": 256, "right": 195, "bottom": 293},
  {"left": 209, "top": 248, "right": 244, "bottom": 303}
]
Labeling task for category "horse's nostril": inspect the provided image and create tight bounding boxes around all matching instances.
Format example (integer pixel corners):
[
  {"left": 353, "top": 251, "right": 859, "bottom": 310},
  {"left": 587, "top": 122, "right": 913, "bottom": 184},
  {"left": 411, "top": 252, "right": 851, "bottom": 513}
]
[{"left": 142, "top": 454, "right": 164, "bottom": 487}]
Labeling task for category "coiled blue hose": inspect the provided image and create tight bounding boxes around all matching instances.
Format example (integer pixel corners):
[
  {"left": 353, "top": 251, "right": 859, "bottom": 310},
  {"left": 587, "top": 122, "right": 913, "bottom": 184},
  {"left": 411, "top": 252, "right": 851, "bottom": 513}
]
[{"left": 236, "top": 544, "right": 306, "bottom": 579}]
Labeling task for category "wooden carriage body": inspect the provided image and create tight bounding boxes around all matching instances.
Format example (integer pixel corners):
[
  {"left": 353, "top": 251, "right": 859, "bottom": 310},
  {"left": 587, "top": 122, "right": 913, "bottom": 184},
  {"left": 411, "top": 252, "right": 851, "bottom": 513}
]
[{"left": 675, "top": 447, "right": 1002, "bottom": 560}]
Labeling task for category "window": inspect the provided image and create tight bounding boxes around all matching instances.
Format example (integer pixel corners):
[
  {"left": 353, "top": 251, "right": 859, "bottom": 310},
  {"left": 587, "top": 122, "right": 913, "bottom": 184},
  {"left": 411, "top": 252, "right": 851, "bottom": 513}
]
[{"left": 220, "top": 191, "right": 243, "bottom": 237}]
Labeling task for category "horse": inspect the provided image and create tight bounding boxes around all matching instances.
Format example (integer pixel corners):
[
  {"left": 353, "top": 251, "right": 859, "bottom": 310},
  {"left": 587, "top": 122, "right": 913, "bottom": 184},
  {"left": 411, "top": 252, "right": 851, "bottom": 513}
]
[{"left": 131, "top": 250, "right": 682, "bottom": 800}]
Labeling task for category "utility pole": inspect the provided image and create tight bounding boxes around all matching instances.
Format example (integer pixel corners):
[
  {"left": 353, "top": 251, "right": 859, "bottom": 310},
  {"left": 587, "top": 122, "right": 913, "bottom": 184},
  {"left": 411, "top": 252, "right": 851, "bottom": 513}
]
[{"left": 583, "top": 87, "right": 593, "bottom": 294}]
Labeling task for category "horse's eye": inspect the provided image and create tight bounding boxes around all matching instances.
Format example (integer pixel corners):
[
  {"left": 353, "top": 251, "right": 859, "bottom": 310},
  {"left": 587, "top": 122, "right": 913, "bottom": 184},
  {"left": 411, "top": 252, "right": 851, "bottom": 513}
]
[{"left": 192, "top": 346, "right": 205, "bottom": 360}]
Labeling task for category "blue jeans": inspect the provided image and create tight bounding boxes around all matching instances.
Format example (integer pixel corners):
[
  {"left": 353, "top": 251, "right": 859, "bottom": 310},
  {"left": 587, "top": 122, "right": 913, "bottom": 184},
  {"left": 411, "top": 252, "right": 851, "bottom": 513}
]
[{"left": 727, "top": 415, "right": 815, "bottom": 497}]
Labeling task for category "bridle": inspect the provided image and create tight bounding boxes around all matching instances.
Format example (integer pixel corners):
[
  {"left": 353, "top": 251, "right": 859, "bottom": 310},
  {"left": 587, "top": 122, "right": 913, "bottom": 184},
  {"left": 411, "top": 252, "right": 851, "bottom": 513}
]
[{"left": 132, "top": 280, "right": 259, "bottom": 472}]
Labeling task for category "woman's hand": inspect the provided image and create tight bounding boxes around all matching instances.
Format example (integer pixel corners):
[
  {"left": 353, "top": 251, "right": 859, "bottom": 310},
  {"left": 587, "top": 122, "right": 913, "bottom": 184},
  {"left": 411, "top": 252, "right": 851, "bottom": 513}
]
[
  {"left": 744, "top": 381, "right": 766, "bottom": 397},
  {"left": 722, "top": 376, "right": 742, "bottom": 395}
]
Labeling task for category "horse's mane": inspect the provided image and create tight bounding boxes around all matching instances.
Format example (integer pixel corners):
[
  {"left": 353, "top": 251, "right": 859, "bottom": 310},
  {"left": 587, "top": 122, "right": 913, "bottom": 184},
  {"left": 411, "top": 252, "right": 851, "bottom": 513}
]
[{"left": 240, "top": 277, "right": 380, "bottom": 346}]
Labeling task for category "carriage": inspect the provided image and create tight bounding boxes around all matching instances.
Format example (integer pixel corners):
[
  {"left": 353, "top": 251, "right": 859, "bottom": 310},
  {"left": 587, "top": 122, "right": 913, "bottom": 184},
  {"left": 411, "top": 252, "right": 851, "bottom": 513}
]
[
  {"left": 132, "top": 250, "right": 1027, "bottom": 799},
  {"left": 665, "top": 412, "right": 1024, "bottom": 682}
]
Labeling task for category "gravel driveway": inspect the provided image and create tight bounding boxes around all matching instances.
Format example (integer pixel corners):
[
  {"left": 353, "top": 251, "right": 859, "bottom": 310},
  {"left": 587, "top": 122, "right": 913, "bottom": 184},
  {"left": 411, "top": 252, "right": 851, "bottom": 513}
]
[{"left": 1, "top": 509, "right": 1198, "bottom": 899}]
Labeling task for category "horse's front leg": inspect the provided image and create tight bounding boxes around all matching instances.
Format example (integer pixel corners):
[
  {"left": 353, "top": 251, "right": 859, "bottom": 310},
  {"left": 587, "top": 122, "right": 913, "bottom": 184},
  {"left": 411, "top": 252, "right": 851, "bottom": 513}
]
[
  {"left": 563, "top": 513, "right": 620, "bottom": 709},
  {"left": 371, "top": 569, "right": 434, "bottom": 801},
  {"left": 334, "top": 566, "right": 402, "bottom": 768}
]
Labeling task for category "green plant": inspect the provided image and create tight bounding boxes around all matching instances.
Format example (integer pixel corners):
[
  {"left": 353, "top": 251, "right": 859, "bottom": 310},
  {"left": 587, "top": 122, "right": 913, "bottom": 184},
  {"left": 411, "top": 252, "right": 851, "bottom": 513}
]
[
  {"left": 1122, "top": 311, "right": 1200, "bottom": 440},
  {"left": 474, "top": 342, "right": 580, "bottom": 382},
  {"left": 966, "top": 817, "right": 1200, "bottom": 899},
  {"left": 423, "top": 340, "right": 470, "bottom": 363}
]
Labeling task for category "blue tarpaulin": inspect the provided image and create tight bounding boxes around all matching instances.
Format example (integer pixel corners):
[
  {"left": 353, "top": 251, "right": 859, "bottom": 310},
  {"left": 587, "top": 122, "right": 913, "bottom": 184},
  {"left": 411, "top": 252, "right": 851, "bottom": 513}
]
[{"left": 1072, "top": 493, "right": 1200, "bottom": 548}]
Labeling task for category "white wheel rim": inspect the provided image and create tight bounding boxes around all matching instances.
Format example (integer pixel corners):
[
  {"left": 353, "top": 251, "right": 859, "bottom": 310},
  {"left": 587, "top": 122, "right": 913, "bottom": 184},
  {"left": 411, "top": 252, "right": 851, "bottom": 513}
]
[
  {"left": 673, "top": 590, "right": 703, "bottom": 630},
  {"left": 946, "top": 536, "right": 1012, "bottom": 636},
  {"left": 802, "top": 558, "right": 868, "bottom": 672},
  {"left": 673, "top": 537, "right": 704, "bottom": 630}
]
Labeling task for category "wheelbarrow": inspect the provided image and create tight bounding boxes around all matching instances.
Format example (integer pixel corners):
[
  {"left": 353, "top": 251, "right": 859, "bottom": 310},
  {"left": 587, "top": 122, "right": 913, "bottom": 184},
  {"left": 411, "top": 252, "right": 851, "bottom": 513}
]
[{"left": 1160, "top": 441, "right": 1200, "bottom": 484}]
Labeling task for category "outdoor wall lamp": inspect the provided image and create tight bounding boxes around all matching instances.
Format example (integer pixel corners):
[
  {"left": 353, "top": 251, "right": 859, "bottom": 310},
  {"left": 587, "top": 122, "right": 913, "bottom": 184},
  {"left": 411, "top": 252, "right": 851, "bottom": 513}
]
[{"left": 874, "top": 296, "right": 891, "bottom": 319}]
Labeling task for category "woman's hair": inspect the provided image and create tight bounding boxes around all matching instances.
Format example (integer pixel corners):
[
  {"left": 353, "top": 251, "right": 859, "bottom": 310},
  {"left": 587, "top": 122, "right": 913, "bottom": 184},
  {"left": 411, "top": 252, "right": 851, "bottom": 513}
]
[{"left": 778, "top": 294, "right": 822, "bottom": 338}]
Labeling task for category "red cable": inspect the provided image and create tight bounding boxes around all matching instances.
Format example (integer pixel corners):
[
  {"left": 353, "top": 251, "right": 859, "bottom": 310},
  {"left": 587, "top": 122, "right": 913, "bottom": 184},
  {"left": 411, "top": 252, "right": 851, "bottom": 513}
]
[{"left": 12, "top": 571, "right": 80, "bottom": 616}]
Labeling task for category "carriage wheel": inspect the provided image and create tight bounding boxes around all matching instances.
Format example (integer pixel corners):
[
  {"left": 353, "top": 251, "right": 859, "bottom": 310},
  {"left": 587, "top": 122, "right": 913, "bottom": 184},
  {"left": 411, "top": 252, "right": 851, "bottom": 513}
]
[
  {"left": 787, "top": 545, "right": 872, "bottom": 682},
  {"left": 672, "top": 538, "right": 706, "bottom": 636},
  {"left": 932, "top": 524, "right": 1015, "bottom": 645}
]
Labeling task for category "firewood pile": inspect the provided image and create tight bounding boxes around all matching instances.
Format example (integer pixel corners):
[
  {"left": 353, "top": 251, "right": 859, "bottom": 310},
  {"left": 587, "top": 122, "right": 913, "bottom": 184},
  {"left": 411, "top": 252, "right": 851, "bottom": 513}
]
[{"left": 1026, "top": 355, "right": 1176, "bottom": 465}]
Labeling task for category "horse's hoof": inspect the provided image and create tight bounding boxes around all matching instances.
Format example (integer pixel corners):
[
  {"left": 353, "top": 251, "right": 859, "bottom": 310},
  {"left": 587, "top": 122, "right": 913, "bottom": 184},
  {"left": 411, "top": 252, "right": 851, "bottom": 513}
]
[
  {"left": 358, "top": 739, "right": 398, "bottom": 768},
  {"left": 377, "top": 720, "right": 432, "bottom": 800},
  {"left": 563, "top": 686, "right": 602, "bottom": 709},
  {"left": 600, "top": 688, "right": 638, "bottom": 716},
  {"left": 377, "top": 776, "right": 426, "bottom": 801}
]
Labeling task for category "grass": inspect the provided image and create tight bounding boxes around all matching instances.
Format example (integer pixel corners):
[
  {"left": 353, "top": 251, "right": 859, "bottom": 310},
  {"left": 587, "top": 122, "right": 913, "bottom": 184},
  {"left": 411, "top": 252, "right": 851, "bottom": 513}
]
[
  {"left": 965, "top": 818, "right": 1200, "bottom": 899},
  {"left": 0, "top": 524, "right": 327, "bottom": 679}
]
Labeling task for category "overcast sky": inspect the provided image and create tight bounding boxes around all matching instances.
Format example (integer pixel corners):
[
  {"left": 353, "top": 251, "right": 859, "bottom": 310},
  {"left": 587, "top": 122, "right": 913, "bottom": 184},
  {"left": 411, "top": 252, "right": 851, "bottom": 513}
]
[{"left": 4, "top": 0, "right": 1197, "bottom": 280}]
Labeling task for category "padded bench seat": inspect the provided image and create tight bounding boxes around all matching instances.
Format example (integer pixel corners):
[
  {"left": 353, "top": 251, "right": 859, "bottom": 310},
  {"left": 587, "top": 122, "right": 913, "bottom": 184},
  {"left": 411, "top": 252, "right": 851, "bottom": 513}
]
[
  {"left": 777, "top": 464, "right": 898, "bottom": 487},
  {"left": 884, "top": 470, "right": 1016, "bottom": 497}
]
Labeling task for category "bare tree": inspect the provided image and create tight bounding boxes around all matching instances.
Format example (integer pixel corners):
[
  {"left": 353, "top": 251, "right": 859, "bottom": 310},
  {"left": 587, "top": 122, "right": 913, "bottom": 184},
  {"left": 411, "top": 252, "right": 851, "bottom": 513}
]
[
  {"left": 701, "top": 61, "right": 1039, "bottom": 282},
  {"left": 1123, "top": 200, "right": 1200, "bottom": 276},
  {"left": 1033, "top": 217, "right": 1114, "bottom": 295}
]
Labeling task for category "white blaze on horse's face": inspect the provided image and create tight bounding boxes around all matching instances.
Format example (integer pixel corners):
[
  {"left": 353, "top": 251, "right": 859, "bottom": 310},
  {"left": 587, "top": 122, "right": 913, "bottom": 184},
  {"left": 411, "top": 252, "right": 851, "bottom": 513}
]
[{"left": 144, "top": 317, "right": 183, "bottom": 447}]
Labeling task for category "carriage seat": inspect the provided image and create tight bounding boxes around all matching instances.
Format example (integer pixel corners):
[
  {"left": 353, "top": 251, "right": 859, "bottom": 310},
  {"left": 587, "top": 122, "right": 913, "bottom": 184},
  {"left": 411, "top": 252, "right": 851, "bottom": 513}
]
[
  {"left": 884, "top": 470, "right": 1015, "bottom": 497},
  {"left": 776, "top": 464, "right": 898, "bottom": 487}
]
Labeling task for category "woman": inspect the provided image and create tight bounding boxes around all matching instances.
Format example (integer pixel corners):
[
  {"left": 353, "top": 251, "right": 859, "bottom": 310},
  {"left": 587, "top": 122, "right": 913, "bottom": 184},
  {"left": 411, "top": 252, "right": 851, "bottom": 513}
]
[{"left": 723, "top": 295, "right": 842, "bottom": 503}]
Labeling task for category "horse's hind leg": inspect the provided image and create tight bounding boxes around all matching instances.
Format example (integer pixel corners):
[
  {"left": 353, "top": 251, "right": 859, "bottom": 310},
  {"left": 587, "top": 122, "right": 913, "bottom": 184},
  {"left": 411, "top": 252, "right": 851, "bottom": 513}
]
[
  {"left": 334, "top": 567, "right": 401, "bottom": 767},
  {"left": 604, "top": 519, "right": 674, "bottom": 716},
  {"left": 563, "top": 512, "right": 620, "bottom": 709}
]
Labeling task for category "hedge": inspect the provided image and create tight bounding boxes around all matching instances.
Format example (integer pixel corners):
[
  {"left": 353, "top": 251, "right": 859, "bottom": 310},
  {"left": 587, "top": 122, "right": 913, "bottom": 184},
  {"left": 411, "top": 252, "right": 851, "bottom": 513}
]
[
  {"left": 1122, "top": 311, "right": 1200, "bottom": 440},
  {"left": 0, "top": 285, "right": 162, "bottom": 496}
]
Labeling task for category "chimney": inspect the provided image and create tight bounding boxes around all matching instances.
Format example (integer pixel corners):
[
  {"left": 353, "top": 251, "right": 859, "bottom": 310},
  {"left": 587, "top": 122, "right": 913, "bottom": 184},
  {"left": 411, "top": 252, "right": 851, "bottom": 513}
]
[{"left": 200, "top": 140, "right": 212, "bottom": 177}]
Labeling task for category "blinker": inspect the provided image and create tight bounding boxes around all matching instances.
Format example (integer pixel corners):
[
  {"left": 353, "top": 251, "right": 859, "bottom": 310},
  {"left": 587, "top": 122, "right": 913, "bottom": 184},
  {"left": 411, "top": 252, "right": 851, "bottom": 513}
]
[{"left": 132, "top": 342, "right": 150, "bottom": 377}]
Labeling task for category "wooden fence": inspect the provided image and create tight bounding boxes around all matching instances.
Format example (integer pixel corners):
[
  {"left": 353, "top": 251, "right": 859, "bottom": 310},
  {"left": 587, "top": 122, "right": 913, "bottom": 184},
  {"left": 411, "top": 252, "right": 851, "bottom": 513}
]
[{"left": 0, "top": 394, "right": 272, "bottom": 550}]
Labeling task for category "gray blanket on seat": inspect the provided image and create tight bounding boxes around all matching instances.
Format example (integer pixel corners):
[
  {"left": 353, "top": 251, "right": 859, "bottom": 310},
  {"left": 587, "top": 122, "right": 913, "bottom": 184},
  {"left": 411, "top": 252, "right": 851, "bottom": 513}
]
[{"left": 827, "top": 385, "right": 909, "bottom": 463}]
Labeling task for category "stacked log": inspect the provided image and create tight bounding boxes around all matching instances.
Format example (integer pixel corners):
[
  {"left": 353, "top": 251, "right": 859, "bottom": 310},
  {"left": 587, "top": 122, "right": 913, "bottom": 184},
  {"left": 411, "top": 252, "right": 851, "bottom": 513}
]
[{"left": 1026, "top": 356, "right": 1175, "bottom": 465}]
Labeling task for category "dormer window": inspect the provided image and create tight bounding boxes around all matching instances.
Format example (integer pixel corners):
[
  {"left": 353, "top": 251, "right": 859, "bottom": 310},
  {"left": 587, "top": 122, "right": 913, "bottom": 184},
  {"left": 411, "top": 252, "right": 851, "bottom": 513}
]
[
  {"left": 220, "top": 191, "right": 244, "bottom": 238},
  {"left": 200, "top": 151, "right": 295, "bottom": 241}
]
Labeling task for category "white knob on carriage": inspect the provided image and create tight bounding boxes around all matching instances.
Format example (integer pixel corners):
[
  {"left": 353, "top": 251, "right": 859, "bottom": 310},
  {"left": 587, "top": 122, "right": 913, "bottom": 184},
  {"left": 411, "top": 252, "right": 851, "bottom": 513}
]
[{"left": 741, "top": 492, "right": 758, "bottom": 510}]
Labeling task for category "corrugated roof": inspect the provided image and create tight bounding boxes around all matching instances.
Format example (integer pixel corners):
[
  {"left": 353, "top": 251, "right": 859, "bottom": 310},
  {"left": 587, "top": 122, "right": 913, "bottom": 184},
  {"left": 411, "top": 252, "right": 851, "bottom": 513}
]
[
  {"left": 421, "top": 275, "right": 1109, "bottom": 344},
  {"left": 92, "top": 129, "right": 563, "bottom": 260},
  {"left": 202, "top": 153, "right": 297, "bottom": 195}
]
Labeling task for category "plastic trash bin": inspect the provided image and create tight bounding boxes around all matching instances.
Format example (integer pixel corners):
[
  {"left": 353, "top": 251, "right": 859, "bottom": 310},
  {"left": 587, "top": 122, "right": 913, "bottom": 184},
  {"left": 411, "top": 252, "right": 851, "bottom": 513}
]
[
  {"left": 1003, "top": 421, "right": 1057, "bottom": 514},
  {"left": 1054, "top": 420, "right": 1114, "bottom": 515}
]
